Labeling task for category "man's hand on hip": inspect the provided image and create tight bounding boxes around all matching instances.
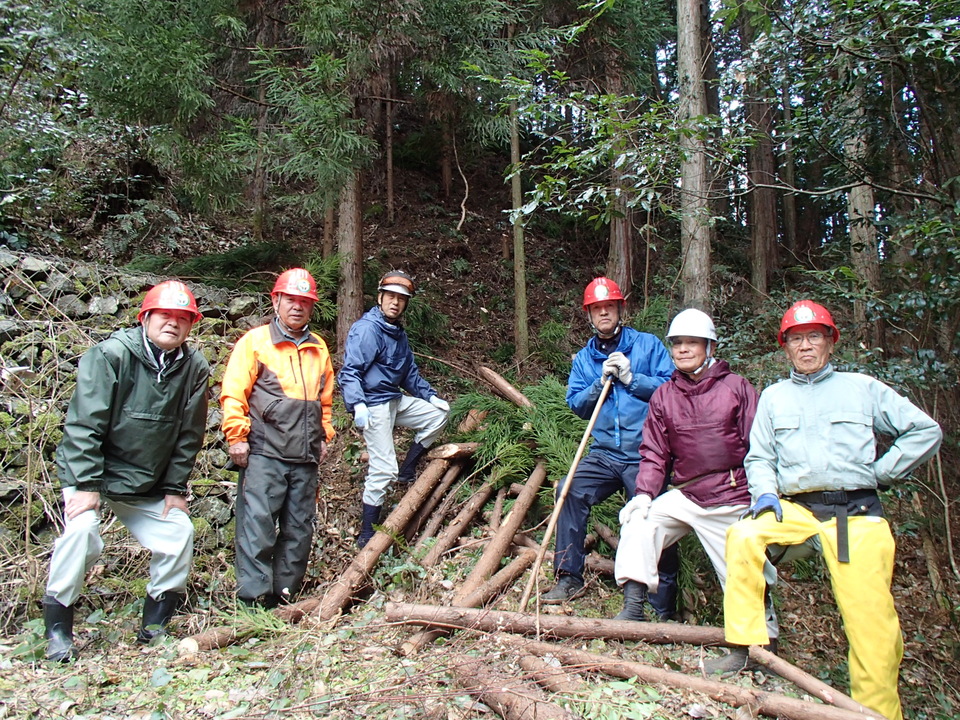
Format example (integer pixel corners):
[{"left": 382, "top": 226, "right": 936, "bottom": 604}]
[
  {"left": 162, "top": 494, "right": 189, "bottom": 518},
  {"left": 65, "top": 490, "right": 100, "bottom": 519},
  {"left": 229, "top": 441, "right": 250, "bottom": 468}
]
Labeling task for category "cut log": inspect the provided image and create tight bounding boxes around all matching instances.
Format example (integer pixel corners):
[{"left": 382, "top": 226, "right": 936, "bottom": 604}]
[
  {"left": 180, "top": 626, "right": 238, "bottom": 652},
  {"left": 516, "top": 639, "right": 884, "bottom": 720},
  {"left": 518, "top": 655, "right": 586, "bottom": 695},
  {"left": 419, "top": 481, "right": 495, "bottom": 566},
  {"left": 426, "top": 442, "right": 481, "bottom": 460},
  {"left": 457, "top": 408, "right": 487, "bottom": 433},
  {"left": 478, "top": 366, "right": 534, "bottom": 408},
  {"left": 451, "top": 654, "right": 576, "bottom": 720},
  {"left": 592, "top": 520, "right": 619, "bottom": 551},
  {"left": 386, "top": 603, "right": 727, "bottom": 645},
  {"left": 490, "top": 486, "right": 506, "bottom": 531},
  {"left": 458, "top": 547, "right": 537, "bottom": 608},
  {"left": 313, "top": 459, "right": 448, "bottom": 622},
  {"left": 405, "top": 461, "right": 464, "bottom": 541},
  {"left": 275, "top": 597, "right": 321, "bottom": 623},
  {"left": 748, "top": 646, "right": 882, "bottom": 717}
]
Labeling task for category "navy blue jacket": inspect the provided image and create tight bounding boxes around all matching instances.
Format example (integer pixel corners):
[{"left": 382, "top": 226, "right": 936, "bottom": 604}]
[
  {"left": 338, "top": 306, "right": 437, "bottom": 412},
  {"left": 567, "top": 326, "right": 673, "bottom": 463}
]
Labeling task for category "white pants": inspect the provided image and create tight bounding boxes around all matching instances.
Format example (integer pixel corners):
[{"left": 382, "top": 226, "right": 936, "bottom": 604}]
[
  {"left": 615, "top": 488, "right": 778, "bottom": 638},
  {"left": 45, "top": 488, "right": 194, "bottom": 607},
  {"left": 362, "top": 395, "right": 448, "bottom": 506}
]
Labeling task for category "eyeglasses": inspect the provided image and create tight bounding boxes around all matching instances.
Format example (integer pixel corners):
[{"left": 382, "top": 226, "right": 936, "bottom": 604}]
[{"left": 784, "top": 331, "right": 827, "bottom": 347}]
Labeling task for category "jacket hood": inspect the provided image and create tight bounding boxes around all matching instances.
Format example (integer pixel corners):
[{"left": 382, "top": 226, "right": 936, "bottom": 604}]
[
  {"left": 671, "top": 359, "right": 732, "bottom": 395},
  {"left": 112, "top": 325, "right": 189, "bottom": 376},
  {"left": 366, "top": 305, "right": 404, "bottom": 337}
]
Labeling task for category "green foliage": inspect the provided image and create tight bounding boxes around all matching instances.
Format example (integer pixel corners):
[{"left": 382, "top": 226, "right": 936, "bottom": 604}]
[
  {"left": 572, "top": 677, "right": 661, "bottom": 720},
  {"left": 126, "top": 242, "right": 296, "bottom": 288},
  {"left": 535, "top": 320, "right": 575, "bottom": 377}
]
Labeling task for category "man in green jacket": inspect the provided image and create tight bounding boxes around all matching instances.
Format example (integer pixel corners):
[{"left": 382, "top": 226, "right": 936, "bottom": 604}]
[{"left": 42, "top": 281, "right": 210, "bottom": 662}]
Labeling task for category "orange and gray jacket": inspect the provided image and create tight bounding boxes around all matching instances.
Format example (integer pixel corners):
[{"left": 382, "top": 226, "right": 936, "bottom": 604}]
[{"left": 221, "top": 319, "right": 335, "bottom": 464}]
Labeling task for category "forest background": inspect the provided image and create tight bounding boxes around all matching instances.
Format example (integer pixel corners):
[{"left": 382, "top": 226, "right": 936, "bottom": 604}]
[{"left": 0, "top": 0, "right": 959, "bottom": 718}]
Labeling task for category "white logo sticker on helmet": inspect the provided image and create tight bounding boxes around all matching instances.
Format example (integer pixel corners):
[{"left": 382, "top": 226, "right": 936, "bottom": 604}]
[
  {"left": 595, "top": 285, "right": 609, "bottom": 300},
  {"left": 793, "top": 305, "right": 815, "bottom": 324},
  {"left": 296, "top": 279, "right": 311, "bottom": 293}
]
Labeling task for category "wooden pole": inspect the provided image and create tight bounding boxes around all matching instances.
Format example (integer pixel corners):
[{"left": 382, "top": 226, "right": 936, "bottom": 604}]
[
  {"left": 386, "top": 602, "right": 727, "bottom": 646},
  {"left": 419, "top": 481, "right": 495, "bottom": 566},
  {"left": 313, "top": 459, "right": 448, "bottom": 622},
  {"left": 405, "top": 461, "right": 464, "bottom": 541},
  {"left": 519, "top": 378, "right": 613, "bottom": 610},
  {"left": 516, "top": 639, "right": 884, "bottom": 720},
  {"left": 477, "top": 366, "right": 534, "bottom": 408}
]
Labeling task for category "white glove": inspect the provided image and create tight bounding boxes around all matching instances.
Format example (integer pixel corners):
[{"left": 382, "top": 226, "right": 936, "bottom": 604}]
[
  {"left": 619, "top": 493, "right": 652, "bottom": 525},
  {"left": 602, "top": 352, "right": 633, "bottom": 386},
  {"left": 353, "top": 403, "right": 369, "bottom": 429},
  {"left": 429, "top": 396, "right": 450, "bottom": 412}
]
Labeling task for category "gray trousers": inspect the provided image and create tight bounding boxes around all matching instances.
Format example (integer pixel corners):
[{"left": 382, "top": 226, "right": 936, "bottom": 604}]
[
  {"left": 362, "top": 396, "right": 448, "bottom": 506},
  {"left": 46, "top": 488, "right": 194, "bottom": 607},
  {"left": 235, "top": 454, "right": 318, "bottom": 601},
  {"left": 615, "top": 488, "right": 779, "bottom": 639}
]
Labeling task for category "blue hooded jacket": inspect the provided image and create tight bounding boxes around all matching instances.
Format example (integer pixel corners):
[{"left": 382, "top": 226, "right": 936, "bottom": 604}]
[
  {"left": 338, "top": 305, "right": 437, "bottom": 412},
  {"left": 567, "top": 326, "right": 673, "bottom": 463}
]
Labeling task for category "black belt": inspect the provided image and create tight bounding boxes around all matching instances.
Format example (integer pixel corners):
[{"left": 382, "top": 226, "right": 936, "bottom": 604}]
[{"left": 790, "top": 489, "right": 881, "bottom": 564}]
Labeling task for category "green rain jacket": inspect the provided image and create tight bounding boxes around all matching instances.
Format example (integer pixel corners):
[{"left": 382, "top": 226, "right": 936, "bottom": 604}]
[{"left": 56, "top": 326, "right": 210, "bottom": 497}]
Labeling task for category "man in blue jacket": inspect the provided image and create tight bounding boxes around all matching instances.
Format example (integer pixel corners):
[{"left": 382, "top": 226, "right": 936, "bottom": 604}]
[
  {"left": 338, "top": 270, "right": 450, "bottom": 548},
  {"left": 543, "top": 277, "right": 678, "bottom": 610}
]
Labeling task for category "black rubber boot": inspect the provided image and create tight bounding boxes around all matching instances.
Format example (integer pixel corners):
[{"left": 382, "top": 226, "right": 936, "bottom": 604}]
[
  {"left": 137, "top": 591, "right": 182, "bottom": 644},
  {"left": 357, "top": 503, "right": 382, "bottom": 548},
  {"left": 613, "top": 581, "right": 648, "bottom": 622},
  {"left": 396, "top": 442, "right": 428, "bottom": 484},
  {"left": 43, "top": 595, "right": 76, "bottom": 662}
]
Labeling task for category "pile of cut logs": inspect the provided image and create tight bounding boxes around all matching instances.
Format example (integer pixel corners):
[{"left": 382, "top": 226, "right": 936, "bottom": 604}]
[{"left": 182, "top": 368, "right": 882, "bottom": 720}]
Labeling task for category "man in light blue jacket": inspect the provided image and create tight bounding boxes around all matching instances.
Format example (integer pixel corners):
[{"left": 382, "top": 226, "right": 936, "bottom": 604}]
[
  {"left": 338, "top": 270, "right": 450, "bottom": 547},
  {"left": 722, "top": 300, "right": 941, "bottom": 720},
  {"left": 543, "top": 277, "right": 676, "bottom": 608}
]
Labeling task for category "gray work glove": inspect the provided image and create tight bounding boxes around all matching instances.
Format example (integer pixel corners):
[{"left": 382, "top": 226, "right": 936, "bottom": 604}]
[{"left": 602, "top": 352, "right": 633, "bottom": 386}]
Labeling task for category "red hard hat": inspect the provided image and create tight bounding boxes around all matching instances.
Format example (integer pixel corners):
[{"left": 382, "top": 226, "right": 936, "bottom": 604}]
[
  {"left": 272, "top": 268, "right": 319, "bottom": 301},
  {"left": 778, "top": 300, "right": 840, "bottom": 346},
  {"left": 583, "top": 277, "right": 625, "bottom": 310},
  {"left": 138, "top": 281, "right": 201, "bottom": 324}
]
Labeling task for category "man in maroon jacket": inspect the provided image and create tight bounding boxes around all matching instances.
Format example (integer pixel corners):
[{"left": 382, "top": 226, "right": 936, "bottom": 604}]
[{"left": 612, "top": 309, "right": 778, "bottom": 667}]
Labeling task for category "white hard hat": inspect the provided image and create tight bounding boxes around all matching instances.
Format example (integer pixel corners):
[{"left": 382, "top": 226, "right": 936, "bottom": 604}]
[{"left": 666, "top": 308, "right": 717, "bottom": 342}]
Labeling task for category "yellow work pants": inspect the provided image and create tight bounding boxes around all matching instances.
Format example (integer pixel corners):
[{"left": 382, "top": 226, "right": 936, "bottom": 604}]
[{"left": 724, "top": 500, "right": 903, "bottom": 720}]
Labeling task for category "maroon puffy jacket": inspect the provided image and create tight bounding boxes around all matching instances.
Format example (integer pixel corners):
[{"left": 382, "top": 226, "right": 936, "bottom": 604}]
[{"left": 635, "top": 360, "right": 758, "bottom": 507}]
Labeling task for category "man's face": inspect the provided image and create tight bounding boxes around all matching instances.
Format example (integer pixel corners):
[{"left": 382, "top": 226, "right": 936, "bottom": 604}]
[
  {"left": 588, "top": 300, "right": 620, "bottom": 338},
  {"left": 144, "top": 309, "right": 194, "bottom": 351},
  {"left": 783, "top": 324, "right": 834, "bottom": 375},
  {"left": 379, "top": 291, "right": 409, "bottom": 321},
  {"left": 273, "top": 293, "right": 315, "bottom": 332},
  {"left": 670, "top": 336, "right": 709, "bottom": 378}
]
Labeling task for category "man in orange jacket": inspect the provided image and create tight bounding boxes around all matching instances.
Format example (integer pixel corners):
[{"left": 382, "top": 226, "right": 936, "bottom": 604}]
[{"left": 221, "top": 269, "right": 335, "bottom": 608}]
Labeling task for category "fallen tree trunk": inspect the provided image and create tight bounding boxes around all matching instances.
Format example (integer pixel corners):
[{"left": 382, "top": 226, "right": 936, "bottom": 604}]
[
  {"left": 516, "top": 639, "right": 883, "bottom": 720},
  {"left": 386, "top": 603, "right": 727, "bottom": 645},
  {"left": 419, "top": 481, "right": 495, "bottom": 566},
  {"left": 490, "top": 486, "right": 506, "bottom": 531},
  {"left": 592, "top": 520, "right": 619, "bottom": 551},
  {"left": 518, "top": 655, "right": 586, "bottom": 695},
  {"left": 179, "top": 627, "right": 238, "bottom": 653},
  {"left": 451, "top": 654, "right": 576, "bottom": 720},
  {"left": 478, "top": 366, "right": 533, "bottom": 408},
  {"left": 426, "top": 442, "right": 481, "bottom": 460},
  {"left": 314, "top": 459, "right": 449, "bottom": 622},
  {"left": 458, "top": 408, "right": 487, "bottom": 433},
  {"left": 405, "top": 461, "right": 464, "bottom": 541},
  {"left": 748, "top": 646, "right": 881, "bottom": 717}
]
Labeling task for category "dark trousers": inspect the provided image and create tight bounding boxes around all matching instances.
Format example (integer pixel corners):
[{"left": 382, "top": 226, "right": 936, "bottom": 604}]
[
  {"left": 235, "top": 455, "right": 318, "bottom": 601},
  {"left": 554, "top": 452, "right": 678, "bottom": 616}
]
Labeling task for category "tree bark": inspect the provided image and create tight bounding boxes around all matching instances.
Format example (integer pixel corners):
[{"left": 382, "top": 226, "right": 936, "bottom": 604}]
[
  {"left": 519, "top": 655, "right": 586, "bottom": 695},
  {"left": 426, "top": 442, "right": 481, "bottom": 460},
  {"left": 335, "top": 170, "right": 364, "bottom": 357},
  {"left": 510, "top": 98, "right": 530, "bottom": 362},
  {"left": 677, "top": 0, "right": 713, "bottom": 310},
  {"left": 478, "top": 366, "right": 534, "bottom": 407},
  {"left": 385, "top": 603, "right": 727, "bottom": 645},
  {"left": 605, "top": 48, "right": 633, "bottom": 299},
  {"left": 451, "top": 655, "right": 576, "bottom": 720},
  {"left": 419, "top": 481, "right": 496, "bottom": 566},
  {"left": 404, "top": 461, "right": 464, "bottom": 542}
]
